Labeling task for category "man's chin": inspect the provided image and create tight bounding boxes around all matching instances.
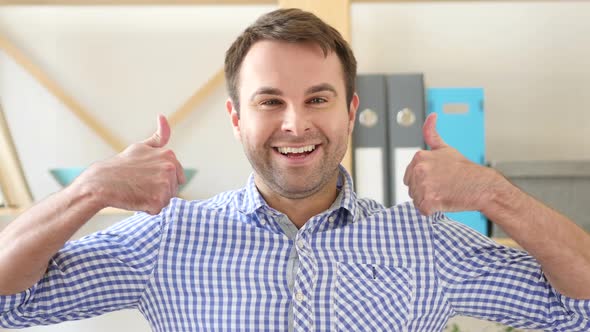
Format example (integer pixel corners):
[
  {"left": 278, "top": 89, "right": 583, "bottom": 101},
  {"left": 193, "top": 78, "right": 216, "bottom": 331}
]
[{"left": 274, "top": 182, "right": 321, "bottom": 200}]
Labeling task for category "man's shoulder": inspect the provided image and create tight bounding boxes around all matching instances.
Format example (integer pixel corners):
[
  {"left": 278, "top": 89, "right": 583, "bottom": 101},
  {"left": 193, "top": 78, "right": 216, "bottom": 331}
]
[
  {"left": 167, "top": 187, "right": 245, "bottom": 215},
  {"left": 355, "top": 200, "right": 426, "bottom": 221}
]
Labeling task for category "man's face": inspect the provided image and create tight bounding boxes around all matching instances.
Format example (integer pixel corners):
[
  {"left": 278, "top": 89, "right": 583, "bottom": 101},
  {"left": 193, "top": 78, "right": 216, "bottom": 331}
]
[{"left": 226, "top": 40, "right": 358, "bottom": 200}]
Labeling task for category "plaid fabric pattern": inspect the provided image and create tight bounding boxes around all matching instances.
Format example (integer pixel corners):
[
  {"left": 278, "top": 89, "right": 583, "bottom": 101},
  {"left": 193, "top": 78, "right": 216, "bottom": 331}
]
[{"left": 2, "top": 166, "right": 589, "bottom": 331}]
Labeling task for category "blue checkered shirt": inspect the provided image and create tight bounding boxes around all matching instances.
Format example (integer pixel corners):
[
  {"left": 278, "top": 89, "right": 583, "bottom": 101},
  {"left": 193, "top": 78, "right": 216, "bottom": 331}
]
[{"left": 1, "top": 167, "right": 589, "bottom": 331}]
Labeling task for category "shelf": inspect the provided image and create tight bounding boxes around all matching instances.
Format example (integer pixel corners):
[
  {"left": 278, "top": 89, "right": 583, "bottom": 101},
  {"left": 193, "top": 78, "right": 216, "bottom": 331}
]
[
  {"left": 0, "top": 0, "right": 276, "bottom": 5},
  {"left": 99, "top": 207, "right": 135, "bottom": 215},
  {"left": 0, "top": 207, "right": 21, "bottom": 216},
  {"left": 0, "top": 206, "right": 134, "bottom": 217},
  {"left": 492, "top": 237, "right": 519, "bottom": 248}
]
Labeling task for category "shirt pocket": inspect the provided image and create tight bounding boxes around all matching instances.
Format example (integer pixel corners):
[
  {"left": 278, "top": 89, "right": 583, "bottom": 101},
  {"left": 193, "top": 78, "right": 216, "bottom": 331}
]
[{"left": 334, "top": 262, "right": 414, "bottom": 332}]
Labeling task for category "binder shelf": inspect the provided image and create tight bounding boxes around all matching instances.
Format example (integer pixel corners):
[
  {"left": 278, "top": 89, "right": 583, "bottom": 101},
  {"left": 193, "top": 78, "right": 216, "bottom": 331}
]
[{"left": 490, "top": 160, "right": 590, "bottom": 238}]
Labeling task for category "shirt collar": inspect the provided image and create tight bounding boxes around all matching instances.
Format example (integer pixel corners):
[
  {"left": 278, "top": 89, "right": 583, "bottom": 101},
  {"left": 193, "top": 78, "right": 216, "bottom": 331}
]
[
  {"left": 235, "top": 164, "right": 358, "bottom": 220},
  {"left": 336, "top": 164, "right": 358, "bottom": 220},
  {"left": 236, "top": 173, "right": 268, "bottom": 215}
]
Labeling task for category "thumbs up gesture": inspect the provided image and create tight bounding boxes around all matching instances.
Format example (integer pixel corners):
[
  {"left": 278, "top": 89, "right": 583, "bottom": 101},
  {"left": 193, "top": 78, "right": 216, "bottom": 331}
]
[
  {"left": 76, "top": 115, "right": 186, "bottom": 215},
  {"left": 403, "top": 113, "right": 498, "bottom": 216}
]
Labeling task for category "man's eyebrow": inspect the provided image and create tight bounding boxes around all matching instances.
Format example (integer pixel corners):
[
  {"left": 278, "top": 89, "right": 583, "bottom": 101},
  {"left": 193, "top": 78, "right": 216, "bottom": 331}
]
[
  {"left": 249, "top": 87, "right": 283, "bottom": 102},
  {"left": 305, "top": 83, "right": 338, "bottom": 96}
]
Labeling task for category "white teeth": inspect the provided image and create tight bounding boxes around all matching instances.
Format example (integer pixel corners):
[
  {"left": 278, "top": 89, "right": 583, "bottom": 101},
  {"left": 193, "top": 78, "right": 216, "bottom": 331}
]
[{"left": 277, "top": 145, "right": 316, "bottom": 155}]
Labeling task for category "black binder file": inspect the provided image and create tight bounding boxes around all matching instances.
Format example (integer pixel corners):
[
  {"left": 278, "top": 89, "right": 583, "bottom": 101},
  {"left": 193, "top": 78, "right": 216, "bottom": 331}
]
[
  {"left": 353, "top": 74, "right": 426, "bottom": 207},
  {"left": 353, "top": 75, "right": 389, "bottom": 206},
  {"left": 386, "top": 74, "right": 426, "bottom": 206}
]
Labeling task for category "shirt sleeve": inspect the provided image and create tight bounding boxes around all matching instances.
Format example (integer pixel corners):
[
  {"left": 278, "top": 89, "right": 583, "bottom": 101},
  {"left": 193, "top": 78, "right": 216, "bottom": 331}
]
[
  {"left": 0, "top": 211, "right": 164, "bottom": 328},
  {"left": 431, "top": 214, "right": 590, "bottom": 331}
]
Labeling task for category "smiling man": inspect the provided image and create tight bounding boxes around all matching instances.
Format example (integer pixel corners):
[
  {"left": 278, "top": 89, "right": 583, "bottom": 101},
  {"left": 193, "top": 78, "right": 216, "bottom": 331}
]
[
  {"left": 228, "top": 39, "right": 357, "bottom": 228},
  {"left": 1, "top": 8, "right": 590, "bottom": 332}
]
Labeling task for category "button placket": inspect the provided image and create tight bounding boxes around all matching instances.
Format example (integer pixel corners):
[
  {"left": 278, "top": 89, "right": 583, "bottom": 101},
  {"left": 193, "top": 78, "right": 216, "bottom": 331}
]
[
  {"left": 297, "top": 239, "right": 305, "bottom": 250},
  {"left": 294, "top": 291, "right": 305, "bottom": 302}
]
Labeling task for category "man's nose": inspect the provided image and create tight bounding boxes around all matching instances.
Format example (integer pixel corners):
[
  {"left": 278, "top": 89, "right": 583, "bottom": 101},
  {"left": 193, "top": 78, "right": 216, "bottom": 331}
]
[{"left": 281, "top": 106, "right": 311, "bottom": 135}]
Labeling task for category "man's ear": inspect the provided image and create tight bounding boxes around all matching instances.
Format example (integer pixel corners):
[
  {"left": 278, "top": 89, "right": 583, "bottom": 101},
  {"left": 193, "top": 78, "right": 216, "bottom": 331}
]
[
  {"left": 226, "top": 98, "right": 241, "bottom": 141},
  {"left": 347, "top": 93, "right": 359, "bottom": 135}
]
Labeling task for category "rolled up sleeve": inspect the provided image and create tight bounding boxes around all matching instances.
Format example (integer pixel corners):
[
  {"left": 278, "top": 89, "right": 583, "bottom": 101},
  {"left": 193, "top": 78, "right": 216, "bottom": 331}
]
[
  {"left": 432, "top": 215, "right": 590, "bottom": 331},
  {"left": 0, "top": 211, "right": 164, "bottom": 328},
  {"left": 554, "top": 287, "right": 590, "bottom": 321}
]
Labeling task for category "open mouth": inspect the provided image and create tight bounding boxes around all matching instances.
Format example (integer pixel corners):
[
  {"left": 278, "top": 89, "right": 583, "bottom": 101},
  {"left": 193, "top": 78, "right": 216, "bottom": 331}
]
[{"left": 274, "top": 144, "right": 318, "bottom": 158}]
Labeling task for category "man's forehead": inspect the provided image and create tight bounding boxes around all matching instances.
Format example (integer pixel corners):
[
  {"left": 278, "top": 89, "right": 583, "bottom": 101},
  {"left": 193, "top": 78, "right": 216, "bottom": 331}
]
[
  {"left": 238, "top": 40, "right": 345, "bottom": 98},
  {"left": 246, "top": 39, "right": 328, "bottom": 57}
]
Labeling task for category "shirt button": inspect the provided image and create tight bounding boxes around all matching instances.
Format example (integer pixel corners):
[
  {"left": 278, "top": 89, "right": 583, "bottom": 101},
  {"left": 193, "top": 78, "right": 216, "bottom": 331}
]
[
  {"left": 295, "top": 292, "right": 305, "bottom": 302},
  {"left": 297, "top": 240, "right": 305, "bottom": 250},
  {"left": 328, "top": 215, "right": 336, "bottom": 223},
  {"left": 260, "top": 219, "right": 266, "bottom": 225}
]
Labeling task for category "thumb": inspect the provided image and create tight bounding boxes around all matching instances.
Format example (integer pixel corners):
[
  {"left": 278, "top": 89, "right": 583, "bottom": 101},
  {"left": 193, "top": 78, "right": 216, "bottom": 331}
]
[
  {"left": 423, "top": 113, "right": 447, "bottom": 150},
  {"left": 142, "top": 114, "right": 171, "bottom": 148}
]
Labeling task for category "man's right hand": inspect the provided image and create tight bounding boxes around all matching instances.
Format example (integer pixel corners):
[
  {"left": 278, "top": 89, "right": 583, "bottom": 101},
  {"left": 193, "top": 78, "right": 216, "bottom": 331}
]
[{"left": 75, "top": 114, "right": 186, "bottom": 215}]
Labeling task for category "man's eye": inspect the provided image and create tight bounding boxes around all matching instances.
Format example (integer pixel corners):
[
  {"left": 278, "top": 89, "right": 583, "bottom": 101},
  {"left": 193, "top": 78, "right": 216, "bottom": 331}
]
[
  {"left": 308, "top": 97, "right": 327, "bottom": 104},
  {"left": 260, "top": 99, "right": 282, "bottom": 106}
]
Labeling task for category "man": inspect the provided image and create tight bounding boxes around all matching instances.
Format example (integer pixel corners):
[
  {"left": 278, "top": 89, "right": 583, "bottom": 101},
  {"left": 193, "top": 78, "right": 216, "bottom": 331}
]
[{"left": 1, "top": 8, "right": 589, "bottom": 332}]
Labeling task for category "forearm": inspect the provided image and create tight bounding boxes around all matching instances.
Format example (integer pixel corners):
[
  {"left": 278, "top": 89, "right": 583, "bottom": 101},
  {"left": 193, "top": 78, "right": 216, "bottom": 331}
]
[
  {"left": 0, "top": 181, "right": 105, "bottom": 295},
  {"left": 0, "top": 116, "right": 182, "bottom": 297},
  {"left": 483, "top": 172, "right": 590, "bottom": 299}
]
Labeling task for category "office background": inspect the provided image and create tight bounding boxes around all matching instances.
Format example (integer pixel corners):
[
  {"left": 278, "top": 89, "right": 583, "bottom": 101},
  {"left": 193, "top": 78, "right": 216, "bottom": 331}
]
[{"left": 1, "top": 1, "right": 589, "bottom": 331}]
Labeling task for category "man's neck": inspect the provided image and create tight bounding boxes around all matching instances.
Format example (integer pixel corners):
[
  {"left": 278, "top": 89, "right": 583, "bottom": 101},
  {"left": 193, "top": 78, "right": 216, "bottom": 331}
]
[{"left": 255, "top": 172, "right": 340, "bottom": 229}]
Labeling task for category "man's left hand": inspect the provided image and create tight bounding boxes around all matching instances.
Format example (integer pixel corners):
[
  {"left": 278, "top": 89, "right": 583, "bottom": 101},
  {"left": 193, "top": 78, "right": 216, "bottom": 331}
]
[{"left": 403, "top": 113, "right": 501, "bottom": 216}]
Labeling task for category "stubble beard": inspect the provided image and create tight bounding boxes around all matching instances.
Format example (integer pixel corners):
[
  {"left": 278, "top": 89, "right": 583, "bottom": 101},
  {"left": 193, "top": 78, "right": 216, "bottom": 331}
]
[{"left": 243, "top": 133, "right": 348, "bottom": 200}]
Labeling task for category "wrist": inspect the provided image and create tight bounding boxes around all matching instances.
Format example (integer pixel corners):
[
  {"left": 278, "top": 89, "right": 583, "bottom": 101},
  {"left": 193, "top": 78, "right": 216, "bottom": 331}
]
[
  {"left": 480, "top": 170, "right": 526, "bottom": 226},
  {"left": 67, "top": 173, "right": 108, "bottom": 212}
]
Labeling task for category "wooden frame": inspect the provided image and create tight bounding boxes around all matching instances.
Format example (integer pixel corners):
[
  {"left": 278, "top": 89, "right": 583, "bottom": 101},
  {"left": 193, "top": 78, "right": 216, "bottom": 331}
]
[
  {"left": 0, "top": 33, "right": 127, "bottom": 152},
  {"left": 0, "top": 0, "right": 273, "bottom": 4},
  {"left": 0, "top": 102, "right": 33, "bottom": 208}
]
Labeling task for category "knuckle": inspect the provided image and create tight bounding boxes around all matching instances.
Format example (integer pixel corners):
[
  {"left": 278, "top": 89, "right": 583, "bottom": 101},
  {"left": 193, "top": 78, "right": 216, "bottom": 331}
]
[
  {"left": 423, "top": 192, "right": 436, "bottom": 204},
  {"left": 162, "top": 149, "right": 176, "bottom": 160},
  {"left": 414, "top": 164, "right": 429, "bottom": 177},
  {"left": 149, "top": 194, "right": 164, "bottom": 208},
  {"left": 414, "top": 150, "right": 426, "bottom": 161},
  {"left": 415, "top": 162, "right": 426, "bottom": 172},
  {"left": 162, "top": 162, "right": 176, "bottom": 172}
]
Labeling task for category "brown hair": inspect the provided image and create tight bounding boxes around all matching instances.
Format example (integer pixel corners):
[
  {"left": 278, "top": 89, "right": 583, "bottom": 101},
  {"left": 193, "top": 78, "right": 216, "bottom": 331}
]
[{"left": 224, "top": 8, "right": 357, "bottom": 114}]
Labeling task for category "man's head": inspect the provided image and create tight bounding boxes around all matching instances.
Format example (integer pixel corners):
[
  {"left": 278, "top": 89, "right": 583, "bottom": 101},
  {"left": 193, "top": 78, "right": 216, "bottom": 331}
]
[
  {"left": 224, "top": 8, "right": 357, "bottom": 114},
  {"left": 224, "top": 8, "right": 359, "bottom": 201}
]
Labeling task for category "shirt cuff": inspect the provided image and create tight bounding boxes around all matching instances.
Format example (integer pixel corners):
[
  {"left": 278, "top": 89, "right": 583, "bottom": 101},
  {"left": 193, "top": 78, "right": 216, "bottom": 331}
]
[
  {"left": 0, "top": 285, "right": 35, "bottom": 315},
  {"left": 556, "top": 291, "right": 590, "bottom": 320}
]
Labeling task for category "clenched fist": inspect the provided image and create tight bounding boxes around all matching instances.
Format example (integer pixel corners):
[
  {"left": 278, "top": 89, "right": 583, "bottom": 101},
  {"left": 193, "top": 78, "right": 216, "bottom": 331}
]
[
  {"left": 73, "top": 115, "right": 186, "bottom": 215},
  {"left": 403, "top": 113, "right": 502, "bottom": 216}
]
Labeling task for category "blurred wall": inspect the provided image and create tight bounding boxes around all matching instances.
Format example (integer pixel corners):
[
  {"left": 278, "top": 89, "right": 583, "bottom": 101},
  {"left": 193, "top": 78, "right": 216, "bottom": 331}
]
[{"left": 352, "top": 1, "right": 590, "bottom": 162}]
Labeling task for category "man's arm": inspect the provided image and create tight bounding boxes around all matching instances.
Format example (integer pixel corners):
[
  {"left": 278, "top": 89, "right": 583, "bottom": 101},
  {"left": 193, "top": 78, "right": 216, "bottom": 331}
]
[
  {"left": 404, "top": 113, "right": 590, "bottom": 299},
  {"left": 0, "top": 181, "right": 104, "bottom": 295},
  {"left": 482, "top": 171, "right": 590, "bottom": 299},
  {"left": 0, "top": 115, "right": 185, "bottom": 295}
]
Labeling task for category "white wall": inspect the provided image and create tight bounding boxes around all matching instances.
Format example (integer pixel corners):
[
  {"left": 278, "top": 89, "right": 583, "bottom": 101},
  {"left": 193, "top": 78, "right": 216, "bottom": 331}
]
[
  {"left": 1, "top": 2, "right": 588, "bottom": 331},
  {"left": 352, "top": 1, "right": 590, "bottom": 161}
]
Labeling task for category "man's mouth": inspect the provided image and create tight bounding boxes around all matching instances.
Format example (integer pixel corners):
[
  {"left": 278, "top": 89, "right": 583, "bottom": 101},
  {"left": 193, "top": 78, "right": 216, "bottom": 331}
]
[{"left": 274, "top": 144, "right": 318, "bottom": 158}]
